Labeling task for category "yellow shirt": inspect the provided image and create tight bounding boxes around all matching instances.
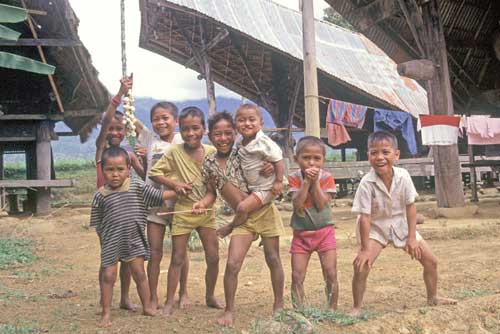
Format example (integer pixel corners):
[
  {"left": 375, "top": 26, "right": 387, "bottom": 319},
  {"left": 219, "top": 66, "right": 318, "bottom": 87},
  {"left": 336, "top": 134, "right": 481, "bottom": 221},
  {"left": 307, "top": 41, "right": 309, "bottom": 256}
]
[{"left": 149, "top": 144, "right": 216, "bottom": 231}]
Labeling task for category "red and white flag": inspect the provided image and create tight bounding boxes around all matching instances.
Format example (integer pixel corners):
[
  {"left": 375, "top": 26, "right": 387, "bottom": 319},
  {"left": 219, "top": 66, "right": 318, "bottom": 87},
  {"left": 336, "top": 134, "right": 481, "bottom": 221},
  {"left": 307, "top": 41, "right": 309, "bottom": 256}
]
[{"left": 419, "top": 115, "right": 461, "bottom": 145}]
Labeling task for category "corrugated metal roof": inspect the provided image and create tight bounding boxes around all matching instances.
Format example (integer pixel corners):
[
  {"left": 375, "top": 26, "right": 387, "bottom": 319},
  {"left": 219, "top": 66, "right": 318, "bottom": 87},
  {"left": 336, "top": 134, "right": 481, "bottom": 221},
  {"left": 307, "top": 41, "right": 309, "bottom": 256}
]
[{"left": 162, "top": 0, "right": 428, "bottom": 117}]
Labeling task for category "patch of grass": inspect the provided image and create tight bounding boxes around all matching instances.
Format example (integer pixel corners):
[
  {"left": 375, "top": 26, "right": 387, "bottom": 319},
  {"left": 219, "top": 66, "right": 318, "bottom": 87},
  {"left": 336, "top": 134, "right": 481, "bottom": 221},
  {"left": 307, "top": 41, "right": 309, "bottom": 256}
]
[
  {"left": 418, "top": 307, "right": 428, "bottom": 315},
  {"left": 0, "top": 239, "right": 36, "bottom": 269},
  {"left": 277, "top": 307, "right": 368, "bottom": 327},
  {"left": 0, "top": 320, "right": 42, "bottom": 334},
  {"left": 454, "top": 288, "right": 492, "bottom": 300}
]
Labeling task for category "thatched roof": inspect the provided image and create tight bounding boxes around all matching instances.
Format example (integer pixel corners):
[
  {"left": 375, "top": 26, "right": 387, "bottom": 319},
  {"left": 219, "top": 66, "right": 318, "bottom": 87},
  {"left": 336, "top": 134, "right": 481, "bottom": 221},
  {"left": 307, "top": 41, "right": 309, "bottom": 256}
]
[
  {"left": 139, "top": 0, "right": 428, "bottom": 128},
  {"left": 325, "top": 0, "right": 500, "bottom": 115},
  {"left": 0, "top": 0, "right": 109, "bottom": 142}
]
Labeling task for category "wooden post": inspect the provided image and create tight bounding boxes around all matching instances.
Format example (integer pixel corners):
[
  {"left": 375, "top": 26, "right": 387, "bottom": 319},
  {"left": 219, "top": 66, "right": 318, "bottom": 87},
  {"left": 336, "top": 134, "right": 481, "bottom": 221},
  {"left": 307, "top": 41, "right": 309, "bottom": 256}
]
[
  {"left": 0, "top": 148, "right": 4, "bottom": 210},
  {"left": 421, "top": 0, "right": 464, "bottom": 207},
  {"left": 199, "top": 22, "right": 216, "bottom": 117},
  {"left": 301, "top": 0, "right": 320, "bottom": 137},
  {"left": 35, "top": 122, "right": 52, "bottom": 215}
]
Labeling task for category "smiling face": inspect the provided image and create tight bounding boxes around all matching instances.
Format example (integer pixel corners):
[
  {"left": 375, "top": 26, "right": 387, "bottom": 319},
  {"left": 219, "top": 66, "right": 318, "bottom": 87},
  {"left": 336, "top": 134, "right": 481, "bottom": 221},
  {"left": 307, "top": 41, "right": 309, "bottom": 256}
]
[
  {"left": 151, "top": 107, "right": 177, "bottom": 141},
  {"left": 368, "top": 139, "right": 400, "bottom": 177},
  {"left": 106, "top": 117, "right": 126, "bottom": 146},
  {"left": 295, "top": 145, "right": 325, "bottom": 171},
  {"left": 235, "top": 107, "right": 263, "bottom": 140},
  {"left": 209, "top": 118, "right": 236, "bottom": 155},
  {"left": 102, "top": 155, "right": 130, "bottom": 189},
  {"left": 179, "top": 115, "right": 204, "bottom": 149}
]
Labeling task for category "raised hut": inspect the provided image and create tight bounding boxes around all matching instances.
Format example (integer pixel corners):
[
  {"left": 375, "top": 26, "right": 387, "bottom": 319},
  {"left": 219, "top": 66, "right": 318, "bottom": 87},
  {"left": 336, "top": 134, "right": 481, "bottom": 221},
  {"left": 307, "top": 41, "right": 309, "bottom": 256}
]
[{"left": 0, "top": 0, "right": 109, "bottom": 214}]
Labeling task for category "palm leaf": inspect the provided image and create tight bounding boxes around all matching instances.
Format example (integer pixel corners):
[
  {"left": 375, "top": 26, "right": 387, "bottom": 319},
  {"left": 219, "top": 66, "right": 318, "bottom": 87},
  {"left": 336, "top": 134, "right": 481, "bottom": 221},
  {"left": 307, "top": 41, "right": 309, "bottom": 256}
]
[
  {"left": 0, "top": 4, "right": 27, "bottom": 23},
  {"left": 0, "top": 23, "right": 21, "bottom": 40},
  {"left": 0, "top": 51, "right": 55, "bottom": 75}
]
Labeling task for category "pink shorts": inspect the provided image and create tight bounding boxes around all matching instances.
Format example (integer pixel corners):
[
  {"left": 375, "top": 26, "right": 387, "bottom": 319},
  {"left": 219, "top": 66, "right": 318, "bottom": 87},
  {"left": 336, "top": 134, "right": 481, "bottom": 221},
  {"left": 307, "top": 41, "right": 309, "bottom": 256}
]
[{"left": 290, "top": 225, "right": 336, "bottom": 254}]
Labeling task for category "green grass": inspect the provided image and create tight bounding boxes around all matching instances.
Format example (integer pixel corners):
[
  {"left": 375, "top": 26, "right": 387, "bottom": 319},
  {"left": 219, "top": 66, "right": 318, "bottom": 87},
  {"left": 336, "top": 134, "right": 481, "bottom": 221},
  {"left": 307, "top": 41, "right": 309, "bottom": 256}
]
[
  {"left": 292, "top": 306, "right": 369, "bottom": 326},
  {"left": 0, "top": 239, "right": 36, "bottom": 269},
  {"left": 0, "top": 321, "right": 42, "bottom": 334},
  {"left": 454, "top": 288, "right": 492, "bottom": 300}
]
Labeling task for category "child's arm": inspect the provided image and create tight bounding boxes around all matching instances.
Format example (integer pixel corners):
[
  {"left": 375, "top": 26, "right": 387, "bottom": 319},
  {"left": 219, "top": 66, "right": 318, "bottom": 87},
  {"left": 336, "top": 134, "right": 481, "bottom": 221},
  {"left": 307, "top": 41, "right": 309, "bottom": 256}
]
[
  {"left": 150, "top": 175, "right": 192, "bottom": 196},
  {"left": 308, "top": 170, "right": 332, "bottom": 211},
  {"left": 148, "top": 149, "right": 193, "bottom": 195},
  {"left": 192, "top": 181, "right": 216, "bottom": 214},
  {"left": 291, "top": 176, "right": 311, "bottom": 210},
  {"left": 404, "top": 203, "right": 421, "bottom": 260},
  {"left": 271, "top": 159, "right": 284, "bottom": 195},
  {"left": 95, "top": 76, "right": 131, "bottom": 161},
  {"left": 130, "top": 153, "right": 146, "bottom": 180},
  {"left": 162, "top": 190, "right": 177, "bottom": 201},
  {"left": 354, "top": 213, "right": 372, "bottom": 272}
]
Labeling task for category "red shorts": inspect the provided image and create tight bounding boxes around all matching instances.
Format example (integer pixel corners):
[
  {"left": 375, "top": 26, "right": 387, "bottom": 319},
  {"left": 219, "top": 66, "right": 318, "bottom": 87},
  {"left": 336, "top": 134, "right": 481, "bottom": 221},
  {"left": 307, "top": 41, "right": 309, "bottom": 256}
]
[{"left": 290, "top": 225, "right": 336, "bottom": 254}]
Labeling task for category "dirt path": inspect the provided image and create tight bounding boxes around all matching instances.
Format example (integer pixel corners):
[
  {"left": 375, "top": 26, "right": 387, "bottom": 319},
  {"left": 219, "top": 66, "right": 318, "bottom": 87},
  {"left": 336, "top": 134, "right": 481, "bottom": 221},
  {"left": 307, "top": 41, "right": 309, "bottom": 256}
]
[{"left": 0, "top": 199, "right": 499, "bottom": 333}]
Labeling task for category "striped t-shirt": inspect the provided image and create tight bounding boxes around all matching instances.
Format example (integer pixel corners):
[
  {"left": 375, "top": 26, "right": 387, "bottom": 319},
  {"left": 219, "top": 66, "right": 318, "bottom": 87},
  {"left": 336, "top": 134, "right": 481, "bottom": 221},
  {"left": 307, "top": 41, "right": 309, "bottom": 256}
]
[{"left": 90, "top": 178, "right": 164, "bottom": 267}]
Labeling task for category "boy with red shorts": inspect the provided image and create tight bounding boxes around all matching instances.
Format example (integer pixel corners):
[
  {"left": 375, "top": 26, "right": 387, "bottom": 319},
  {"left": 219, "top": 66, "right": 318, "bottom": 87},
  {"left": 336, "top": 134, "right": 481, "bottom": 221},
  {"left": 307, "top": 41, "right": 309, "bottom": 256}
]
[{"left": 288, "top": 136, "right": 338, "bottom": 310}]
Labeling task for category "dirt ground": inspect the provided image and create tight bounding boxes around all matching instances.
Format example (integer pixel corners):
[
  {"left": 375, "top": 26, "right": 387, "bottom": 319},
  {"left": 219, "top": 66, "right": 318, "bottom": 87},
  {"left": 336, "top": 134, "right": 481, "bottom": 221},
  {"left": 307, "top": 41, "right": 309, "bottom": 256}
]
[{"left": 0, "top": 193, "right": 499, "bottom": 334}]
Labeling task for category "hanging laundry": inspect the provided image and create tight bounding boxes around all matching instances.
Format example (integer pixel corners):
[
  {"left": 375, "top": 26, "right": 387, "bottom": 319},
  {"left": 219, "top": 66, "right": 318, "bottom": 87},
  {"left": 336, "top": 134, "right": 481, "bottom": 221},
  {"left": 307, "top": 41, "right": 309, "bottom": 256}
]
[
  {"left": 418, "top": 115, "right": 461, "bottom": 145},
  {"left": 326, "top": 99, "right": 367, "bottom": 147},
  {"left": 467, "top": 117, "right": 500, "bottom": 145},
  {"left": 373, "top": 109, "right": 417, "bottom": 155}
]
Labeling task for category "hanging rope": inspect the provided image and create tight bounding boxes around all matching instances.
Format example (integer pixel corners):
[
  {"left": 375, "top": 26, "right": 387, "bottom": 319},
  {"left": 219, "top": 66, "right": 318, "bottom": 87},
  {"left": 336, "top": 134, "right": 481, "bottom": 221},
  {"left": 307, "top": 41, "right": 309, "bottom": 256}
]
[{"left": 120, "top": 0, "right": 137, "bottom": 147}]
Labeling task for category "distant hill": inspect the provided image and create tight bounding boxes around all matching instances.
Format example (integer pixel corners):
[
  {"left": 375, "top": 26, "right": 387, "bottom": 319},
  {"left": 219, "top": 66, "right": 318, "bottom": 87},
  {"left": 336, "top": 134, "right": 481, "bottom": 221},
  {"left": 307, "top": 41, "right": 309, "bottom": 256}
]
[{"left": 51, "top": 97, "right": 276, "bottom": 161}]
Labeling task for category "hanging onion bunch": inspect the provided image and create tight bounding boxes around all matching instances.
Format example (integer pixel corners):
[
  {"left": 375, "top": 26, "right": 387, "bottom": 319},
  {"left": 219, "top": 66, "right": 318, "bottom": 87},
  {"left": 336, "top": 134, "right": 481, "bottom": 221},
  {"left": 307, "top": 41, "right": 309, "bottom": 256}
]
[{"left": 122, "top": 89, "right": 136, "bottom": 146}]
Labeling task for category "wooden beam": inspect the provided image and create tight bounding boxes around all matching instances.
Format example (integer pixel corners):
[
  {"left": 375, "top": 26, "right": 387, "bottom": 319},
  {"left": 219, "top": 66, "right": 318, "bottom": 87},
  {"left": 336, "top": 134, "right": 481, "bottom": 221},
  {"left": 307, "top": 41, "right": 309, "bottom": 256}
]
[
  {"left": 0, "top": 39, "right": 81, "bottom": 47},
  {"left": 0, "top": 179, "right": 74, "bottom": 188},
  {"left": 396, "top": 0, "right": 426, "bottom": 57},
  {"left": 0, "top": 137, "right": 36, "bottom": 142},
  {"left": 64, "top": 109, "right": 101, "bottom": 118},
  {"left": 348, "top": 0, "right": 399, "bottom": 31},
  {"left": 26, "top": 9, "right": 47, "bottom": 16},
  {"left": 199, "top": 21, "right": 217, "bottom": 117},
  {"left": 301, "top": 0, "right": 320, "bottom": 137},
  {"left": 20, "top": 0, "right": 64, "bottom": 114},
  {"left": 184, "top": 28, "right": 228, "bottom": 68}
]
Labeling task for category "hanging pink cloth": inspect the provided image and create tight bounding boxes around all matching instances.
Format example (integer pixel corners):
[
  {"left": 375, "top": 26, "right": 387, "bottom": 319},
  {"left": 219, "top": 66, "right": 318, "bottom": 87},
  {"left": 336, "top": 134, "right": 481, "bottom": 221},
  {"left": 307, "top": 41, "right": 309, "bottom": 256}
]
[
  {"left": 467, "top": 117, "right": 500, "bottom": 145},
  {"left": 326, "top": 99, "right": 367, "bottom": 147},
  {"left": 327, "top": 122, "right": 351, "bottom": 146}
]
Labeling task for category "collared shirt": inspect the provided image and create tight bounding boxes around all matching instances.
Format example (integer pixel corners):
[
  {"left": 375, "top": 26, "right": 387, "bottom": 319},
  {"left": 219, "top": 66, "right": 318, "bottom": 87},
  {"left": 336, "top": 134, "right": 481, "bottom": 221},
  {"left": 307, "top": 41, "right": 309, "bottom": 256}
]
[
  {"left": 201, "top": 148, "right": 249, "bottom": 193},
  {"left": 352, "top": 167, "right": 418, "bottom": 240},
  {"left": 237, "top": 130, "right": 282, "bottom": 192}
]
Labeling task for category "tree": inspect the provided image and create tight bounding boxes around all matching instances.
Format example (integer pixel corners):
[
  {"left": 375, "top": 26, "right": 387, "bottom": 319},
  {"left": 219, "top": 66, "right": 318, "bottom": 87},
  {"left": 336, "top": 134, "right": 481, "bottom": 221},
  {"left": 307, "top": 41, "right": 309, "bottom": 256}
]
[{"left": 323, "top": 7, "right": 355, "bottom": 31}]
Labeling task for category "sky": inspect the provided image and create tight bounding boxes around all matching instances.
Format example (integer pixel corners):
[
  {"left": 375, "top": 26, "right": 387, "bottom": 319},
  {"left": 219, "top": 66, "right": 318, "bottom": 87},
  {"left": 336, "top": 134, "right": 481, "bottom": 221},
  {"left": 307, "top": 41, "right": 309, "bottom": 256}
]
[{"left": 68, "top": 0, "right": 329, "bottom": 101}]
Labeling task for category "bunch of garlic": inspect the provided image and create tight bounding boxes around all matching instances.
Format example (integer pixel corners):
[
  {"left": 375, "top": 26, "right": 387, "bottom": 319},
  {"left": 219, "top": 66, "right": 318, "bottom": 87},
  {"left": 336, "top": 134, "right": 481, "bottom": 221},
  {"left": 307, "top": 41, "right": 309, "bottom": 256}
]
[{"left": 122, "top": 89, "right": 137, "bottom": 146}]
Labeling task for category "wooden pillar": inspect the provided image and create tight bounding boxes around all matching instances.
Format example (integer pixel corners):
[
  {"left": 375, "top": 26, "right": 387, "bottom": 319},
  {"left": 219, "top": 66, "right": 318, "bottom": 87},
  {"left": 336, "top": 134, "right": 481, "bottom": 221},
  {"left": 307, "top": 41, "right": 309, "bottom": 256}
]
[
  {"left": 35, "top": 121, "right": 52, "bottom": 215},
  {"left": 421, "top": 0, "right": 464, "bottom": 207},
  {"left": 199, "top": 22, "right": 216, "bottom": 117},
  {"left": 301, "top": 0, "right": 320, "bottom": 137},
  {"left": 0, "top": 147, "right": 4, "bottom": 210}
]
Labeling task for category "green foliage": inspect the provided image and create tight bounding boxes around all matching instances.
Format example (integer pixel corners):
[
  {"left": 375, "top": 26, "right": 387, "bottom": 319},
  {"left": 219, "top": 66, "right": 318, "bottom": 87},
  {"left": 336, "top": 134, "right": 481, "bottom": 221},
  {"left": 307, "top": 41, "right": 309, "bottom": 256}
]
[
  {"left": 455, "top": 288, "right": 491, "bottom": 300},
  {"left": 294, "top": 306, "right": 368, "bottom": 326},
  {"left": 0, "top": 320, "right": 41, "bottom": 334},
  {"left": 323, "top": 7, "right": 355, "bottom": 31},
  {"left": 0, "top": 239, "right": 36, "bottom": 269}
]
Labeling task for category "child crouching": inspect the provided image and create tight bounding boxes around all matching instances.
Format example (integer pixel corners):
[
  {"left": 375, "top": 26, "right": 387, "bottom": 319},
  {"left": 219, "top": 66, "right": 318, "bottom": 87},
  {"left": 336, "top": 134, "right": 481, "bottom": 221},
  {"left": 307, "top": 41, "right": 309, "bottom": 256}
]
[{"left": 90, "top": 147, "right": 176, "bottom": 327}]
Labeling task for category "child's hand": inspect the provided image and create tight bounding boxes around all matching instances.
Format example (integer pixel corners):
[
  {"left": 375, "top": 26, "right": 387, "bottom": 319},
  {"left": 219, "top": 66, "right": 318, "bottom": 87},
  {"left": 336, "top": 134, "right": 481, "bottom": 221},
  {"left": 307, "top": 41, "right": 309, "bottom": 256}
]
[
  {"left": 405, "top": 238, "right": 422, "bottom": 260},
  {"left": 271, "top": 180, "right": 283, "bottom": 196},
  {"left": 173, "top": 182, "right": 192, "bottom": 196},
  {"left": 134, "top": 144, "right": 147, "bottom": 159},
  {"left": 353, "top": 251, "right": 372, "bottom": 272},
  {"left": 216, "top": 224, "right": 233, "bottom": 238},
  {"left": 259, "top": 162, "right": 275, "bottom": 177},
  {"left": 192, "top": 201, "right": 206, "bottom": 215},
  {"left": 304, "top": 167, "right": 320, "bottom": 181},
  {"left": 118, "top": 73, "right": 133, "bottom": 96}
]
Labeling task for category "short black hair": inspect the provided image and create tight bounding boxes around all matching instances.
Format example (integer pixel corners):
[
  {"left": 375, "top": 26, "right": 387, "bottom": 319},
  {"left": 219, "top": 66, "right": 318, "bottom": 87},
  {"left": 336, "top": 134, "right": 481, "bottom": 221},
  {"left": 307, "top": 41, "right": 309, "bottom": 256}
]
[
  {"left": 150, "top": 101, "right": 178, "bottom": 121},
  {"left": 235, "top": 103, "right": 262, "bottom": 120},
  {"left": 367, "top": 131, "right": 398, "bottom": 149},
  {"left": 179, "top": 106, "right": 205, "bottom": 128},
  {"left": 101, "top": 146, "right": 130, "bottom": 169},
  {"left": 295, "top": 136, "right": 326, "bottom": 156},
  {"left": 208, "top": 110, "right": 235, "bottom": 133}
]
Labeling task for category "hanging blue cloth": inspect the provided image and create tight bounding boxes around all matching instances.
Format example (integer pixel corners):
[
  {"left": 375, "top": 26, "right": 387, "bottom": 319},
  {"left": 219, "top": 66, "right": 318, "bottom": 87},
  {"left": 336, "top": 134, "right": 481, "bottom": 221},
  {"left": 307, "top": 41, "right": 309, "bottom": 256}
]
[{"left": 373, "top": 109, "right": 417, "bottom": 155}]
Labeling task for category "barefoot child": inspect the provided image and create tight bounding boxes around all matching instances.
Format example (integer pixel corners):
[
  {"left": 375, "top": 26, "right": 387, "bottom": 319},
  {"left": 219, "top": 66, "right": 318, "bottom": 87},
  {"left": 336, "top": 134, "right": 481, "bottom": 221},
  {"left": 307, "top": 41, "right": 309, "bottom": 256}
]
[
  {"left": 90, "top": 147, "right": 176, "bottom": 326},
  {"left": 216, "top": 103, "right": 284, "bottom": 238},
  {"left": 149, "top": 107, "right": 223, "bottom": 316},
  {"left": 193, "top": 111, "right": 285, "bottom": 327},
  {"left": 133, "top": 101, "right": 190, "bottom": 310},
  {"left": 288, "top": 136, "right": 338, "bottom": 310},
  {"left": 350, "top": 131, "right": 457, "bottom": 316},
  {"left": 94, "top": 75, "right": 145, "bottom": 312}
]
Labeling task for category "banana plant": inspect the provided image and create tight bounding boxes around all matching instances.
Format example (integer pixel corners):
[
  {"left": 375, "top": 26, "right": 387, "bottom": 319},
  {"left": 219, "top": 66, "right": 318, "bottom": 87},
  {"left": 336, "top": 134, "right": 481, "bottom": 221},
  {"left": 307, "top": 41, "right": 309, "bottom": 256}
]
[{"left": 0, "top": 3, "right": 55, "bottom": 75}]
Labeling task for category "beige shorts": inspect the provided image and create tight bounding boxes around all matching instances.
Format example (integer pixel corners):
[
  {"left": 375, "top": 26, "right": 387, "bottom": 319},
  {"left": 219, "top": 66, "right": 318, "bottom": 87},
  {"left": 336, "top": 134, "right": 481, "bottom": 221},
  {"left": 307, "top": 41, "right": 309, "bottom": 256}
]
[
  {"left": 250, "top": 190, "right": 275, "bottom": 205},
  {"left": 356, "top": 223, "right": 423, "bottom": 248},
  {"left": 232, "top": 203, "right": 284, "bottom": 238},
  {"left": 147, "top": 207, "right": 173, "bottom": 226}
]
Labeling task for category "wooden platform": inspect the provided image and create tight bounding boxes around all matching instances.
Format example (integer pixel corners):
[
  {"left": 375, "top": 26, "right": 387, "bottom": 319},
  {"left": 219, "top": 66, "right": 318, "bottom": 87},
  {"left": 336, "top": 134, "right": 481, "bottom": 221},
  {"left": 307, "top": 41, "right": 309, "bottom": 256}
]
[{"left": 0, "top": 179, "right": 74, "bottom": 189}]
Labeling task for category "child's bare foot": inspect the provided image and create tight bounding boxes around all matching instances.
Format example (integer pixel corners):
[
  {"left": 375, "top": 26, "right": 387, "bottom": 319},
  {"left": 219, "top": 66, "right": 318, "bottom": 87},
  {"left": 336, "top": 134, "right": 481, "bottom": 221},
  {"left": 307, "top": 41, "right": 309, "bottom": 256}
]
[
  {"left": 206, "top": 296, "right": 225, "bottom": 309},
  {"left": 216, "top": 225, "right": 232, "bottom": 238},
  {"left": 143, "top": 307, "right": 156, "bottom": 316},
  {"left": 98, "top": 313, "right": 112, "bottom": 328},
  {"left": 217, "top": 311, "right": 234, "bottom": 327},
  {"left": 179, "top": 293, "right": 191, "bottom": 309},
  {"left": 119, "top": 299, "right": 138, "bottom": 312},
  {"left": 272, "top": 301, "right": 284, "bottom": 315},
  {"left": 428, "top": 296, "right": 457, "bottom": 306},
  {"left": 162, "top": 303, "right": 174, "bottom": 317},
  {"left": 348, "top": 308, "right": 363, "bottom": 317}
]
